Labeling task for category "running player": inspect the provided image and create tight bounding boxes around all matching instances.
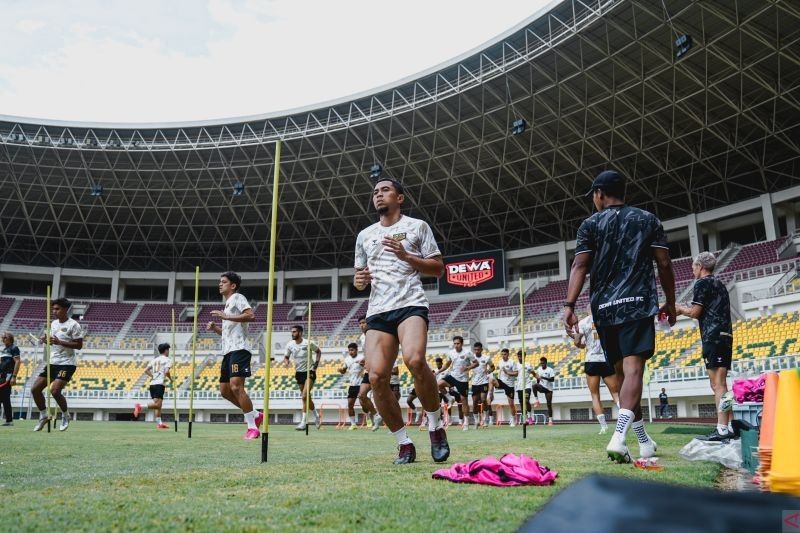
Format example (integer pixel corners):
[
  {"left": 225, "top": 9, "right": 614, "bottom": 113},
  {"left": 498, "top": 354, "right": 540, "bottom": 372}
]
[
  {"left": 496, "top": 348, "right": 518, "bottom": 427},
  {"left": 532, "top": 357, "right": 555, "bottom": 425},
  {"left": 354, "top": 177, "right": 449, "bottom": 464},
  {"left": 206, "top": 272, "right": 262, "bottom": 439},
  {"left": 32, "top": 298, "right": 83, "bottom": 432},
  {"left": 515, "top": 351, "right": 534, "bottom": 425},
  {"left": 470, "top": 342, "right": 491, "bottom": 429},
  {"left": 439, "top": 336, "right": 476, "bottom": 431},
  {"left": 133, "top": 342, "right": 173, "bottom": 429},
  {"left": 574, "top": 308, "right": 620, "bottom": 434},
  {"left": 283, "top": 324, "right": 322, "bottom": 430},
  {"left": 339, "top": 342, "right": 363, "bottom": 429},
  {"left": 564, "top": 170, "right": 674, "bottom": 463},
  {"left": 356, "top": 316, "right": 380, "bottom": 428}
]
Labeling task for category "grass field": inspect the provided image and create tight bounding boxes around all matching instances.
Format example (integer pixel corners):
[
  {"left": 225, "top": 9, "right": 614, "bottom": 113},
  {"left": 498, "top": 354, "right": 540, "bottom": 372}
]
[{"left": 4, "top": 421, "right": 720, "bottom": 531}]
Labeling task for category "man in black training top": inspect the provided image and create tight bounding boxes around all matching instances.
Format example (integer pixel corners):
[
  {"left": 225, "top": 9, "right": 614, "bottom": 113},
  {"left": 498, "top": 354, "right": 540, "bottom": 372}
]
[
  {"left": 677, "top": 251, "right": 734, "bottom": 441},
  {"left": 658, "top": 388, "right": 669, "bottom": 418},
  {"left": 564, "top": 170, "right": 676, "bottom": 463}
]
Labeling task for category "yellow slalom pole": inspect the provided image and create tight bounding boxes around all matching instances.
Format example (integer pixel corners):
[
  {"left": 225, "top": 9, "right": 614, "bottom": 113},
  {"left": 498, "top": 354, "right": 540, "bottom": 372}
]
[
  {"left": 262, "top": 139, "right": 281, "bottom": 462},
  {"left": 171, "top": 309, "right": 178, "bottom": 432},
  {"left": 519, "top": 277, "right": 527, "bottom": 439},
  {"left": 45, "top": 286, "right": 52, "bottom": 433},
  {"left": 188, "top": 266, "right": 199, "bottom": 438},
  {"left": 305, "top": 302, "right": 312, "bottom": 436}
]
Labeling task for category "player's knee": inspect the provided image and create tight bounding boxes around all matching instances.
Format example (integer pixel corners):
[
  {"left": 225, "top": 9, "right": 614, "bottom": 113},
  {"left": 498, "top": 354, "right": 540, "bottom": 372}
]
[
  {"left": 404, "top": 357, "right": 428, "bottom": 376},
  {"left": 369, "top": 371, "right": 389, "bottom": 389}
]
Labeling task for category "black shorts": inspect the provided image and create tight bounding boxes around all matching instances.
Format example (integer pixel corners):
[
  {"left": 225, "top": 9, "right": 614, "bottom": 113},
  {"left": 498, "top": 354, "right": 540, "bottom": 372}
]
[
  {"left": 361, "top": 373, "right": 370, "bottom": 385},
  {"left": 295, "top": 370, "right": 317, "bottom": 386},
  {"left": 585, "top": 361, "right": 615, "bottom": 378},
  {"left": 149, "top": 384, "right": 165, "bottom": 400},
  {"left": 517, "top": 389, "right": 531, "bottom": 404},
  {"left": 471, "top": 384, "right": 489, "bottom": 397},
  {"left": 596, "top": 317, "right": 655, "bottom": 366},
  {"left": 497, "top": 379, "right": 515, "bottom": 396},
  {"left": 219, "top": 350, "right": 252, "bottom": 383},
  {"left": 366, "top": 306, "right": 429, "bottom": 338},
  {"left": 443, "top": 375, "right": 468, "bottom": 397},
  {"left": 703, "top": 338, "right": 733, "bottom": 369},
  {"left": 39, "top": 364, "right": 76, "bottom": 383},
  {"left": 390, "top": 383, "right": 400, "bottom": 394},
  {"left": 347, "top": 385, "right": 360, "bottom": 399}
]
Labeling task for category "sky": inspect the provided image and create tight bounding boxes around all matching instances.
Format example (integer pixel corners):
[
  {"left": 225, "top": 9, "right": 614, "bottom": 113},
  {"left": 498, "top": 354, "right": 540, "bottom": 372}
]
[{"left": 0, "top": 0, "right": 553, "bottom": 124}]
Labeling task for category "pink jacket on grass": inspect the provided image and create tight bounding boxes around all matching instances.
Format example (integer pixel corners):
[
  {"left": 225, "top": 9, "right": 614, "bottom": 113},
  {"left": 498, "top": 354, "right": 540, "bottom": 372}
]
[{"left": 433, "top": 453, "right": 557, "bottom": 487}]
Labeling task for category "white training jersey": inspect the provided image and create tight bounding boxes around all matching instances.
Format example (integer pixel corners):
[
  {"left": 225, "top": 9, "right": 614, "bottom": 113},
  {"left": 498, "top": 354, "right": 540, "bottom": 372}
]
[
  {"left": 471, "top": 354, "right": 492, "bottom": 385},
  {"left": 515, "top": 362, "right": 535, "bottom": 391},
  {"left": 146, "top": 355, "right": 172, "bottom": 386},
  {"left": 446, "top": 349, "right": 475, "bottom": 382},
  {"left": 49, "top": 318, "right": 83, "bottom": 366},
  {"left": 578, "top": 315, "right": 606, "bottom": 363},
  {"left": 343, "top": 354, "right": 365, "bottom": 387},
  {"left": 498, "top": 358, "right": 519, "bottom": 386},
  {"left": 285, "top": 339, "right": 319, "bottom": 372},
  {"left": 221, "top": 292, "right": 251, "bottom": 355},
  {"left": 390, "top": 358, "right": 401, "bottom": 385},
  {"left": 536, "top": 365, "right": 556, "bottom": 391},
  {"left": 354, "top": 215, "right": 441, "bottom": 317}
]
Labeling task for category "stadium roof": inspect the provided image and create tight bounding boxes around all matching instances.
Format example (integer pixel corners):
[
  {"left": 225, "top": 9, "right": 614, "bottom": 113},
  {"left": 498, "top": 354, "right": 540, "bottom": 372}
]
[{"left": 1, "top": 0, "right": 799, "bottom": 272}]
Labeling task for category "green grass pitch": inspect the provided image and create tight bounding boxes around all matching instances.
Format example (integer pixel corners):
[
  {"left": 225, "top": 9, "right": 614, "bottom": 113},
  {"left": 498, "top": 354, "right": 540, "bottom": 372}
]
[{"left": 4, "top": 422, "right": 719, "bottom": 531}]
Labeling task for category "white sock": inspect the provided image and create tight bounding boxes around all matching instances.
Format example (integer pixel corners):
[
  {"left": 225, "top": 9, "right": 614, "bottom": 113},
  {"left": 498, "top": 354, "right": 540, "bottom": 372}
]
[
  {"left": 631, "top": 419, "right": 650, "bottom": 444},
  {"left": 426, "top": 408, "right": 442, "bottom": 431},
  {"left": 350, "top": 416, "right": 357, "bottom": 425},
  {"left": 156, "top": 417, "right": 162, "bottom": 424},
  {"left": 301, "top": 413, "right": 307, "bottom": 423},
  {"left": 614, "top": 409, "right": 634, "bottom": 441},
  {"left": 727, "top": 423, "right": 734, "bottom": 434},
  {"left": 392, "top": 427, "right": 412, "bottom": 445},
  {"left": 39, "top": 411, "right": 48, "bottom": 419},
  {"left": 717, "top": 423, "right": 729, "bottom": 434},
  {"left": 61, "top": 411, "right": 69, "bottom": 420},
  {"left": 597, "top": 414, "right": 607, "bottom": 428},
  {"left": 244, "top": 410, "right": 257, "bottom": 429}
]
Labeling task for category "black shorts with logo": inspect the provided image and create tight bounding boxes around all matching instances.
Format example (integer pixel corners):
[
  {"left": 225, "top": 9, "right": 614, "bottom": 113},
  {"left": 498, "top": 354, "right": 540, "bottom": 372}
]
[
  {"left": 703, "top": 338, "right": 733, "bottom": 369},
  {"left": 596, "top": 317, "right": 655, "bottom": 366},
  {"left": 295, "top": 370, "right": 317, "bottom": 387},
  {"left": 497, "top": 379, "right": 515, "bottom": 396},
  {"left": 219, "top": 350, "right": 252, "bottom": 383},
  {"left": 361, "top": 373, "right": 370, "bottom": 385},
  {"left": 443, "top": 374, "right": 468, "bottom": 397},
  {"left": 585, "top": 362, "right": 615, "bottom": 378},
  {"left": 390, "top": 383, "right": 400, "bottom": 394},
  {"left": 39, "top": 364, "right": 76, "bottom": 383},
  {"left": 149, "top": 384, "right": 166, "bottom": 400},
  {"left": 366, "top": 306, "right": 429, "bottom": 338},
  {"left": 347, "top": 385, "right": 360, "bottom": 399},
  {"left": 471, "top": 384, "right": 489, "bottom": 397}
]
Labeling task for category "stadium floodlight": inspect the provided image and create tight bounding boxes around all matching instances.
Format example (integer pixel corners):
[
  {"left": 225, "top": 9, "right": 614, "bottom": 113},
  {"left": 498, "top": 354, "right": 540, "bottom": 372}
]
[
  {"left": 233, "top": 181, "right": 245, "bottom": 196},
  {"left": 675, "top": 34, "right": 692, "bottom": 59},
  {"left": 511, "top": 118, "right": 527, "bottom": 135},
  {"left": 90, "top": 184, "right": 104, "bottom": 197},
  {"left": 369, "top": 163, "right": 383, "bottom": 179}
]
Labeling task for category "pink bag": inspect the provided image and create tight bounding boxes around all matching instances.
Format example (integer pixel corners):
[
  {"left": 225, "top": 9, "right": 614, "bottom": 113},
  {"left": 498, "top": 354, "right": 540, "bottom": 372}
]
[
  {"left": 433, "top": 453, "right": 557, "bottom": 487},
  {"left": 732, "top": 375, "right": 766, "bottom": 403}
]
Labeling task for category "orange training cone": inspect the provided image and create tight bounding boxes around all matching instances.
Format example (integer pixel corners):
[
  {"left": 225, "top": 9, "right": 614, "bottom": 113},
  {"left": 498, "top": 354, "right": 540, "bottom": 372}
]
[
  {"left": 769, "top": 369, "right": 800, "bottom": 496},
  {"left": 759, "top": 372, "right": 780, "bottom": 450}
]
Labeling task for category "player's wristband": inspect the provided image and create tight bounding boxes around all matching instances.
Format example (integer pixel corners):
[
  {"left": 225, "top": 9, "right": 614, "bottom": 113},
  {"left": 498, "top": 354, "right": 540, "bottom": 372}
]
[{"left": 563, "top": 301, "right": 576, "bottom": 308}]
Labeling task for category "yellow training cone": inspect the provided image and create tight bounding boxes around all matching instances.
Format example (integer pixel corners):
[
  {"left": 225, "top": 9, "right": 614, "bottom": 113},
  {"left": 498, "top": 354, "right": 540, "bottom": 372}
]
[
  {"left": 758, "top": 372, "right": 779, "bottom": 450},
  {"left": 769, "top": 369, "right": 800, "bottom": 496}
]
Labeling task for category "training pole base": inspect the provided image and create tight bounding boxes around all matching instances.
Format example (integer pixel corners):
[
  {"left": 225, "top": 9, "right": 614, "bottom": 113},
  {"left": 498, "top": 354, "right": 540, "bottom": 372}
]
[
  {"left": 174, "top": 421, "right": 178, "bottom": 432},
  {"left": 523, "top": 423, "right": 527, "bottom": 439},
  {"left": 188, "top": 421, "right": 193, "bottom": 439},
  {"left": 47, "top": 420, "right": 51, "bottom": 433},
  {"left": 261, "top": 432, "right": 269, "bottom": 463}
]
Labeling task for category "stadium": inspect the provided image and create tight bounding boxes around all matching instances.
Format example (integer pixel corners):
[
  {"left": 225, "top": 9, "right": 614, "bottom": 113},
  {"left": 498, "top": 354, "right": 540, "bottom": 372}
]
[{"left": 3, "top": 0, "right": 800, "bottom": 529}]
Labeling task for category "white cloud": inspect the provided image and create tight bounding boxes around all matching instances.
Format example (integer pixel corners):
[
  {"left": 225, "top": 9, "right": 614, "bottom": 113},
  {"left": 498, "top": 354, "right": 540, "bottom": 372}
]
[
  {"left": 15, "top": 19, "right": 46, "bottom": 34},
  {"left": 0, "top": 0, "right": 552, "bottom": 123}
]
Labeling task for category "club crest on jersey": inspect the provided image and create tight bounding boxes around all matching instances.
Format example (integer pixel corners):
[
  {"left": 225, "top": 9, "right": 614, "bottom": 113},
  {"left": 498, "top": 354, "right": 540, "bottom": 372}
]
[
  {"left": 446, "top": 258, "right": 495, "bottom": 287},
  {"left": 392, "top": 233, "right": 407, "bottom": 241}
]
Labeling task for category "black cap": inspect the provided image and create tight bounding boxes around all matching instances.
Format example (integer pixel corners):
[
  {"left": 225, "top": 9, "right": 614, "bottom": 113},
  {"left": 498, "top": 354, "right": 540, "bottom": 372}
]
[{"left": 585, "top": 170, "right": 625, "bottom": 197}]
